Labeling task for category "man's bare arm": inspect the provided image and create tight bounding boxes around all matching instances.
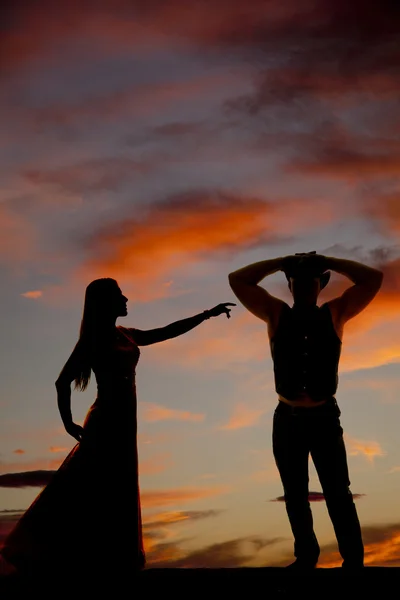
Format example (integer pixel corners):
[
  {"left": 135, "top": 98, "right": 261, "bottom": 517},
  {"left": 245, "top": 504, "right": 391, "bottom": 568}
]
[
  {"left": 228, "top": 257, "right": 288, "bottom": 323},
  {"left": 326, "top": 256, "right": 384, "bottom": 324}
]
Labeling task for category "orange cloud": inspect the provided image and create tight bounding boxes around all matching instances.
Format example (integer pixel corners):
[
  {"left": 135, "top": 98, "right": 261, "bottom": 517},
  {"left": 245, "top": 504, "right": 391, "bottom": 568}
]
[
  {"left": 12, "top": 449, "right": 25, "bottom": 455},
  {"left": 317, "top": 256, "right": 400, "bottom": 372},
  {"left": 340, "top": 320, "right": 400, "bottom": 373},
  {"left": 140, "top": 453, "right": 174, "bottom": 475},
  {"left": 148, "top": 535, "right": 284, "bottom": 568},
  {"left": 141, "top": 485, "right": 231, "bottom": 509},
  {"left": 345, "top": 435, "right": 386, "bottom": 464},
  {"left": 40, "top": 194, "right": 279, "bottom": 305},
  {"left": 38, "top": 192, "right": 348, "bottom": 308},
  {"left": 62, "top": 193, "right": 345, "bottom": 304},
  {"left": 0, "top": 203, "right": 37, "bottom": 266},
  {"left": 142, "top": 509, "right": 241, "bottom": 563},
  {"left": 143, "top": 510, "right": 214, "bottom": 528},
  {"left": 20, "top": 290, "right": 43, "bottom": 299},
  {"left": 219, "top": 402, "right": 268, "bottom": 430},
  {"left": 320, "top": 524, "right": 400, "bottom": 567},
  {"left": 142, "top": 508, "right": 224, "bottom": 554},
  {"left": 48, "top": 446, "right": 69, "bottom": 453},
  {"left": 79, "top": 195, "right": 276, "bottom": 288},
  {"left": 140, "top": 402, "right": 205, "bottom": 423}
]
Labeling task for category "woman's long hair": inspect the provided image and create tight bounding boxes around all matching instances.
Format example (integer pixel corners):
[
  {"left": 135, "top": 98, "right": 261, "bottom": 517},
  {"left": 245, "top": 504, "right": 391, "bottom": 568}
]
[{"left": 74, "top": 278, "right": 119, "bottom": 391}]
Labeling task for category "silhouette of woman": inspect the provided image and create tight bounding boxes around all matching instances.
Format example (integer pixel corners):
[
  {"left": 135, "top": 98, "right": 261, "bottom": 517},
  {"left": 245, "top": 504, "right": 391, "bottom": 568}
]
[{"left": 0, "top": 278, "right": 235, "bottom": 581}]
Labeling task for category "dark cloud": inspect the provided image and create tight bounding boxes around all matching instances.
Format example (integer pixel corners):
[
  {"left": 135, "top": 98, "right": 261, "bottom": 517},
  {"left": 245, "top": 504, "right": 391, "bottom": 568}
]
[
  {"left": 320, "top": 244, "right": 400, "bottom": 265},
  {"left": 220, "top": 1, "right": 400, "bottom": 190},
  {"left": 287, "top": 146, "right": 400, "bottom": 182},
  {"left": 3, "top": 1, "right": 399, "bottom": 75},
  {"left": 271, "top": 491, "right": 365, "bottom": 502},
  {"left": 0, "top": 470, "right": 55, "bottom": 488},
  {"left": 4, "top": 0, "right": 400, "bottom": 208},
  {"left": 225, "top": 1, "right": 400, "bottom": 104},
  {"left": 151, "top": 121, "right": 206, "bottom": 138},
  {"left": 150, "top": 536, "right": 284, "bottom": 568},
  {"left": 25, "top": 157, "right": 150, "bottom": 195}
]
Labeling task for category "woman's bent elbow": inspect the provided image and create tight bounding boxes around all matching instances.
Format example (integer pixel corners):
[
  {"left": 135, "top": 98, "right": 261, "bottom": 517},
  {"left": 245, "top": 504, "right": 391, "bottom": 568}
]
[{"left": 55, "top": 378, "right": 70, "bottom": 391}]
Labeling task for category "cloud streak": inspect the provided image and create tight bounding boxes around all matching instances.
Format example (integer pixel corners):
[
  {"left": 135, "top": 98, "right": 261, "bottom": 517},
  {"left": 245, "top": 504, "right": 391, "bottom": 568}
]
[
  {"left": 0, "top": 470, "right": 57, "bottom": 489},
  {"left": 319, "top": 522, "right": 400, "bottom": 567},
  {"left": 0, "top": 469, "right": 231, "bottom": 509},
  {"left": 78, "top": 194, "right": 277, "bottom": 291},
  {"left": 219, "top": 402, "right": 268, "bottom": 430},
  {"left": 141, "top": 485, "right": 231, "bottom": 509},
  {"left": 140, "top": 403, "right": 205, "bottom": 424},
  {"left": 149, "top": 536, "right": 284, "bottom": 568},
  {"left": 20, "top": 290, "right": 43, "bottom": 299},
  {"left": 345, "top": 435, "right": 386, "bottom": 463}
]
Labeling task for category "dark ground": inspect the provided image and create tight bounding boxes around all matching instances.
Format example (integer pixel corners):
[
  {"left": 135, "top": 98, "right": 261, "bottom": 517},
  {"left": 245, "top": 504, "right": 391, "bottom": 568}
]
[{"left": 1, "top": 566, "right": 399, "bottom": 598}]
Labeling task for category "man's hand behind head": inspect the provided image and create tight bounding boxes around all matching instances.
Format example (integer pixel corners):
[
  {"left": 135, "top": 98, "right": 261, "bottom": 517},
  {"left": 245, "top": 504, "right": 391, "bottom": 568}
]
[{"left": 293, "top": 252, "right": 328, "bottom": 277}]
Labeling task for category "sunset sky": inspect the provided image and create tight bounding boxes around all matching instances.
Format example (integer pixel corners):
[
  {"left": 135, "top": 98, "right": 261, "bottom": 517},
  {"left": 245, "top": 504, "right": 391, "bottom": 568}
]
[{"left": 1, "top": 0, "right": 400, "bottom": 569}]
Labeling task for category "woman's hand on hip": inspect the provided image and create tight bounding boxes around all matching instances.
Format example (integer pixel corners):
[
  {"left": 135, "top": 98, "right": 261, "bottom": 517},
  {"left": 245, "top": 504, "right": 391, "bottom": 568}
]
[{"left": 64, "top": 422, "right": 85, "bottom": 442}]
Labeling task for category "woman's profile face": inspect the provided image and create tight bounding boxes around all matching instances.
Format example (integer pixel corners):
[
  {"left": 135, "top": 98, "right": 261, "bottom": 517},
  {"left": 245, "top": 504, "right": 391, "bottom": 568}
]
[
  {"left": 114, "top": 287, "right": 128, "bottom": 317},
  {"left": 102, "top": 285, "right": 128, "bottom": 318}
]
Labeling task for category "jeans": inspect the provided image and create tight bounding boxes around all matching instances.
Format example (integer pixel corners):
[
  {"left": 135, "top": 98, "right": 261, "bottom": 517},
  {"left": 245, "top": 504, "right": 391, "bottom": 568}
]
[{"left": 272, "top": 398, "right": 364, "bottom": 566}]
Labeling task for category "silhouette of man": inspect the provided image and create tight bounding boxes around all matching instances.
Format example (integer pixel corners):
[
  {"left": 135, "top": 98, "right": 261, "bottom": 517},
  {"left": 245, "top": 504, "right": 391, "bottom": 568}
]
[{"left": 228, "top": 251, "right": 383, "bottom": 570}]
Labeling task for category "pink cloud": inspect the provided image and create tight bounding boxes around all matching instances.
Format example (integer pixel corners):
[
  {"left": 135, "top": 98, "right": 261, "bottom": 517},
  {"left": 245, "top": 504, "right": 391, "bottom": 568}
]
[
  {"left": 140, "top": 402, "right": 205, "bottom": 424},
  {"left": 219, "top": 402, "right": 268, "bottom": 430}
]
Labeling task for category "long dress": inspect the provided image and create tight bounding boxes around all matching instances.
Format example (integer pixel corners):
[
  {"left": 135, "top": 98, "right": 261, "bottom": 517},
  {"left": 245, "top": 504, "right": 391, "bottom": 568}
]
[{"left": 0, "top": 326, "right": 144, "bottom": 580}]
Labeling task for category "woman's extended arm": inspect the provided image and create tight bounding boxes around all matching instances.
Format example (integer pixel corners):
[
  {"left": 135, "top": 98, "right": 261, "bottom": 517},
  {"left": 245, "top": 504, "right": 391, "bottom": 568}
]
[{"left": 126, "top": 302, "right": 235, "bottom": 346}]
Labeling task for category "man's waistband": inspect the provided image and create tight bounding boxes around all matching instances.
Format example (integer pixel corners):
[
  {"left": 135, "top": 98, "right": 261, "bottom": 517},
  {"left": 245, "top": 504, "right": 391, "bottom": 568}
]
[{"left": 275, "top": 396, "right": 339, "bottom": 416}]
